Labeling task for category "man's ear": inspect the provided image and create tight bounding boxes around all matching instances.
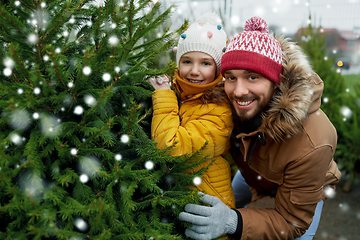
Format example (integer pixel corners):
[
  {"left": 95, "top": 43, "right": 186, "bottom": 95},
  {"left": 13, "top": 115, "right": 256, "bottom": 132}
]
[{"left": 273, "top": 82, "right": 278, "bottom": 90}]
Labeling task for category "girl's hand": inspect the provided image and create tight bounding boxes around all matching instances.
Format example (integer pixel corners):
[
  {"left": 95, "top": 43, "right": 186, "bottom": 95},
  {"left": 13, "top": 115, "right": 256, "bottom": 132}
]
[{"left": 148, "top": 75, "right": 171, "bottom": 90}]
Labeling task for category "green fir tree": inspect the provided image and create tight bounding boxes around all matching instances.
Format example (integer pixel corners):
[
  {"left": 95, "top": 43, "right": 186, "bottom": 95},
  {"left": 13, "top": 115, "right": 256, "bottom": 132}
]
[
  {"left": 0, "top": 0, "right": 207, "bottom": 239},
  {"left": 297, "top": 21, "right": 360, "bottom": 191}
]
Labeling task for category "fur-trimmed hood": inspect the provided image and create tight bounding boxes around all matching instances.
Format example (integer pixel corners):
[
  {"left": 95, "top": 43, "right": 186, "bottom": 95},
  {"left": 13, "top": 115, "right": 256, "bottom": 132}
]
[{"left": 257, "top": 36, "right": 324, "bottom": 141}]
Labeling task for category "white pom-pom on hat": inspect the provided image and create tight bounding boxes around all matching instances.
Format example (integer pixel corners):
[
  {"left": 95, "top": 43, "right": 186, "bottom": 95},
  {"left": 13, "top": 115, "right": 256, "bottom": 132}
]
[
  {"left": 244, "top": 16, "right": 269, "bottom": 33},
  {"left": 195, "top": 11, "right": 222, "bottom": 26}
]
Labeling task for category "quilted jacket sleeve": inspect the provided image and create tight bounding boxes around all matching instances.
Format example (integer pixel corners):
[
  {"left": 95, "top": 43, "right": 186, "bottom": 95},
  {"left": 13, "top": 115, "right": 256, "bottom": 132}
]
[{"left": 151, "top": 89, "right": 233, "bottom": 157}]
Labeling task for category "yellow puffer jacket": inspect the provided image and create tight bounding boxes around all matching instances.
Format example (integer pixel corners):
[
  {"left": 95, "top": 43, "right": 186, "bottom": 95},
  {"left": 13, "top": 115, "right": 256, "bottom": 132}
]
[{"left": 151, "top": 84, "right": 235, "bottom": 209}]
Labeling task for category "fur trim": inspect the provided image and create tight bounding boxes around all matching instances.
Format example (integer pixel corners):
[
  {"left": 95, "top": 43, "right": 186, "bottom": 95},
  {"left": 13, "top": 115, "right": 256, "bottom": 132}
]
[{"left": 259, "top": 36, "right": 318, "bottom": 141}]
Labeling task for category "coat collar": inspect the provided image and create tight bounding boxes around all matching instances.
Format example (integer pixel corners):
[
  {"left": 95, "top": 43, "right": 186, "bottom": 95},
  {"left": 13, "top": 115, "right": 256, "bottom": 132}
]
[{"left": 173, "top": 70, "right": 223, "bottom": 101}]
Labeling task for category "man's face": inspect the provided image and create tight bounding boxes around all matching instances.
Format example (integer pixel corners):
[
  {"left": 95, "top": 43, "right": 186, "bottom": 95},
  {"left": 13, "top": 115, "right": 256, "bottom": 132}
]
[{"left": 223, "top": 69, "right": 277, "bottom": 122}]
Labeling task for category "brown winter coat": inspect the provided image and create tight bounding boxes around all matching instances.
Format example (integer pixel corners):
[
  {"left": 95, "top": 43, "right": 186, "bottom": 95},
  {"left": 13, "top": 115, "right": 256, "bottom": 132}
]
[{"left": 230, "top": 36, "right": 341, "bottom": 240}]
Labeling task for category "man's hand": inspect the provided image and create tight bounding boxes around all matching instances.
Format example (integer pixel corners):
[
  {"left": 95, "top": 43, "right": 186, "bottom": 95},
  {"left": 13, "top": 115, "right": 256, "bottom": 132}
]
[
  {"left": 179, "top": 193, "right": 238, "bottom": 240},
  {"left": 148, "top": 75, "right": 170, "bottom": 90}
]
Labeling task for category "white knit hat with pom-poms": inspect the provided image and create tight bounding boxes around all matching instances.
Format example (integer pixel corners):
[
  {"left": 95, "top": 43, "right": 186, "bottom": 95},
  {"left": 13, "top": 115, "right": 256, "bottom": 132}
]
[
  {"left": 175, "top": 12, "right": 227, "bottom": 75},
  {"left": 221, "top": 16, "right": 283, "bottom": 83}
]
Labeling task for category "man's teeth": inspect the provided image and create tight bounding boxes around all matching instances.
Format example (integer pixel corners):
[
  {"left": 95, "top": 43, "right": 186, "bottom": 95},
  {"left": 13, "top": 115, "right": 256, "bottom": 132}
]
[{"left": 236, "top": 100, "right": 252, "bottom": 106}]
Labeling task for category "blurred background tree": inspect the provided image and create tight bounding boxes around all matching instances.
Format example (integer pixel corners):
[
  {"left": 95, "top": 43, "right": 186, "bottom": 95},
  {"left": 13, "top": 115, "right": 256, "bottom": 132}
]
[
  {"left": 297, "top": 19, "right": 360, "bottom": 192},
  {"left": 0, "top": 0, "right": 207, "bottom": 239}
]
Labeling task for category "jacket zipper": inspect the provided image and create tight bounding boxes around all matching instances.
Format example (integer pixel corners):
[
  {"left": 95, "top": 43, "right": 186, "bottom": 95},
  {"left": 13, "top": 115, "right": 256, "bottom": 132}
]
[{"left": 249, "top": 133, "right": 266, "bottom": 165}]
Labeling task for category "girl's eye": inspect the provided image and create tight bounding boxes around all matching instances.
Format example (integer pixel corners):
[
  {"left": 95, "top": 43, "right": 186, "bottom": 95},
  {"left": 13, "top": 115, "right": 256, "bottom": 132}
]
[
  {"left": 202, "top": 62, "right": 210, "bottom": 66},
  {"left": 225, "top": 76, "right": 236, "bottom": 81},
  {"left": 183, "top": 60, "right": 191, "bottom": 64}
]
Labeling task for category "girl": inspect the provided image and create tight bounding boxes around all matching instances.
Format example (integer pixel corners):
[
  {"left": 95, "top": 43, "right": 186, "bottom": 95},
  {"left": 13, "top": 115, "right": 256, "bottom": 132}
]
[{"left": 149, "top": 12, "right": 235, "bottom": 209}]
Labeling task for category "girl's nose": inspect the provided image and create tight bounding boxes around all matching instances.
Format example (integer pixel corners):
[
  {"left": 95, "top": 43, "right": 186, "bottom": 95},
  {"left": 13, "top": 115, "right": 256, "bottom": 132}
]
[{"left": 190, "top": 64, "right": 200, "bottom": 75}]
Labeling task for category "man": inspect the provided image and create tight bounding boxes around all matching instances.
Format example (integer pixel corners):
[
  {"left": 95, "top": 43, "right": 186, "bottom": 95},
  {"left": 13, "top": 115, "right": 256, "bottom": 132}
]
[{"left": 178, "top": 16, "right": 341, "bottom": 240}]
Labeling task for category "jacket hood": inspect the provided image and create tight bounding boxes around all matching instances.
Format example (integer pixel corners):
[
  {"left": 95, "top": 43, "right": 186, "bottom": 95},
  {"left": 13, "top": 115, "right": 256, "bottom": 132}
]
[{"left": 257, "top": 36, "right": 324, "bottom": 141}]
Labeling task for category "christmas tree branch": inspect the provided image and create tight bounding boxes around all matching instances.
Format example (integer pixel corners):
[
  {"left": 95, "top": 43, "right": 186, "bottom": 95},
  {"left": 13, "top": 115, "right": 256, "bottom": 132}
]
[
  {"left": 48, "top": 49, "right": 69, "bottom": 90},
  {"left": 8, "top": 44, "right": 30, "bottom": 84},
  {"left": 0, "top": 6, "right": 27, "bottom": 39}
]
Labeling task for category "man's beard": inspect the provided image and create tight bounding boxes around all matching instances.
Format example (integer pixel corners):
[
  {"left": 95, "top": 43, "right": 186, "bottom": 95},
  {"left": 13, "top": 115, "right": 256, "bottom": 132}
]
[
  {"left": 231, "top": 105, "right": 264, "bottom": 134},
  {"left": 229, "top": 88, "right": 278, "bottom": 134}
]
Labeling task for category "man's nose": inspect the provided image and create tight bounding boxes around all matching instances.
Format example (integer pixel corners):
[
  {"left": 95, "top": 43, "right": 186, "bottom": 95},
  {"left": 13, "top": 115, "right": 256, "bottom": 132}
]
[{"left": 233, "top": 79, "right": 249, "bottom": 97}]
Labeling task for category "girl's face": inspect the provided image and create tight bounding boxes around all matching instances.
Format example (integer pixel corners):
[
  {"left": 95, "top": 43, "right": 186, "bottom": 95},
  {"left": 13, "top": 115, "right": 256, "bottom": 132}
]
[{"left": 179, "top": 52, "right": 217, "bottom": 85}]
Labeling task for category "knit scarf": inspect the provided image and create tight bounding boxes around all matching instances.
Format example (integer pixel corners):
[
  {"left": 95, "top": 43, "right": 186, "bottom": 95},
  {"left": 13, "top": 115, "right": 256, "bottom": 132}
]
[{"left": 173, "top": 70, "right": 223, "bottom": 101}]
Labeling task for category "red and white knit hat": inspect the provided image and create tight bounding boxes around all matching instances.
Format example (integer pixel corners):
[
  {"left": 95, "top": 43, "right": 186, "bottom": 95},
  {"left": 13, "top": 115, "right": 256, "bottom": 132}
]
[{"left": 221, "top": 16, "right": 283, "bottom": 83}]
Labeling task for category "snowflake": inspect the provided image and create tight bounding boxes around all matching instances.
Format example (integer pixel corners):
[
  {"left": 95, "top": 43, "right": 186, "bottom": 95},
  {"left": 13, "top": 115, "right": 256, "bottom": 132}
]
[
  {"left": 79, "top": 174, "right": 89, "bottom": 183},
  {"left": 74, "top": 218, "right": 88, "bottom": 232},
  {"left": 73, "top": 106, "right": 84, "bottom": 115},
  {"left": 145, "top": 161, "right": 154, "bottom": 170},
  {"left": 82, "top": 66, "right": 91, "bottom": 75},
  {"left": 34, "top": 87, "right": 41, "bottom": 94},
  {"left": 84, "top": 94, "right": 96, "bottom": 106},
  {"left": 3, "top": 68, "right": 12, "bottom": 77},
  {"left": 115, "top": 154, "right": 122, "bottom": 161},
  {"left": 120, "top": 134, "right": 129, "bottom": 143},
  {"left": 70, "top": 148, "right": 77, "bottom": 155},
  {"left": 193, "top": 176, "right": 202, "bottom": 186},
  {"left": 102, "top": 72, "right": 111, "bottom": 82}
]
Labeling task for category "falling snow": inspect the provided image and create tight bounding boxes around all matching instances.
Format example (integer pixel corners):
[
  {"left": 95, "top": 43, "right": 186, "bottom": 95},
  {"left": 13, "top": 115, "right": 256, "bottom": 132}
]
[
  {"left": 324, "top": 186, "right": 336, "bottom": 198},
  {"left": 3, "top": 68, "right": 12, "bottom": 76},
  {"left": 79, "top": 156, "right": 100, "bottom": 177},
  {"left": 83, "top": 66, "right": 91, "bottom": 75},
  {"left": 28, "top": 34, "right": 38, "bottom": 44},
  {"left": 120, "top": 134, "right": 129, "bottom": 143},
  {"left": 79, "top": 174, "right": 89, "bottom": 183},
  {"left": 74, "top": 218, "right": 88, "bottom": 232},
  {"left": 115, "top": 154, "right": 122, "bottom": 161},
  {"left": 10, "top": 133, "right": 22, "bottom": 145},
  {"left": 340, "top": 106, "right": 352, "bottom": 118},
  {"left": 40, "top": 115, "right": 61, "bottom": 137},
  {"left": 10, "top": 109, "right": 30, "bottom": 130},
  {"left": 33, "top": 87, "right": 41, "bottom": 94},
  {"left": 108, "top": 36, "right": 119, "bottom": 46},
  {"left": 18, "top": 171, "right": 45, "bottom": 199},
  {"left": 3, "top": 57, "right": 15, "bottom": 68},
  {"left": 73, "top": 106, "right": 84, "bottom": 115},
  {"left": 70, "top": 148, "right": 77, "bottom": 155},
  {"left": 32, "top": 112, "right": 40, "bottom": 119},
  {"left": 193, "top": 176, "right": 202, "bottom": 186},
  {"left": 84, "top": 94, "right": 96, "bottom": 106},
  {"left": 102, "top": 73, "right": 111, "bottom": 82},
  {"left": 145, "top": 161, "right": 154, "bottom": 170}
]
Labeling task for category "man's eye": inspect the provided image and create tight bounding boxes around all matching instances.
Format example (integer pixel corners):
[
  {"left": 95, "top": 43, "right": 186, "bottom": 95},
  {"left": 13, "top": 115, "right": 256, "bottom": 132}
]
[{"left": 249, "top": 75, "right": 258, "bottom": 80}]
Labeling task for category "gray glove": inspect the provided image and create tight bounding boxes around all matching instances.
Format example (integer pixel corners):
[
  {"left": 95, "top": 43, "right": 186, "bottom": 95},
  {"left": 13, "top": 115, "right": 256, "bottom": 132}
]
[{"left": 179, "top": 193, "right": 238, "bottom": 240}]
